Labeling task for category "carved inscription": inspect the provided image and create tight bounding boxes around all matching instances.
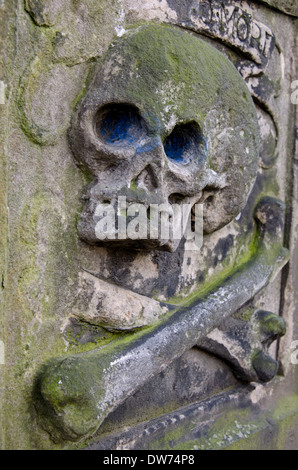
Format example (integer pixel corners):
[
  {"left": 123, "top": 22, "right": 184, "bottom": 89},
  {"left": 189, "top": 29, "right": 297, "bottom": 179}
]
[{"left": 188, "top": 1, "right": 275, "bottom": 66}]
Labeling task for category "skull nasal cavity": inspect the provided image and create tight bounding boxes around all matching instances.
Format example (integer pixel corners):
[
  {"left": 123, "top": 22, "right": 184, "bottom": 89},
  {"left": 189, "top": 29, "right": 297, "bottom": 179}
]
[
  {"left": 136, "top": 165, "right": 158, "bottom": 192},
  {"left": 163, "top": 122, "right": 207, "bottom": 164},
  {"left": 95, "top": 104, "right": 147, "bottom": 147}
]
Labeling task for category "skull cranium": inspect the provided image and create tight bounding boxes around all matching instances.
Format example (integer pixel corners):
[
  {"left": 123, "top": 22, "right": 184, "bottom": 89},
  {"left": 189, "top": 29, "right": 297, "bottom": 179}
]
[{"left": 70, "top": 25, "right": 259, "bottom": 252}]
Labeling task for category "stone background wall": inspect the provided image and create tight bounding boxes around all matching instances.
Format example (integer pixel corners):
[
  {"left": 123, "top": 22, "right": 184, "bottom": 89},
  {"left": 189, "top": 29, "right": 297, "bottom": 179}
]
[{"left": 0, "top": 0, "right": 297, "bottom": 450}]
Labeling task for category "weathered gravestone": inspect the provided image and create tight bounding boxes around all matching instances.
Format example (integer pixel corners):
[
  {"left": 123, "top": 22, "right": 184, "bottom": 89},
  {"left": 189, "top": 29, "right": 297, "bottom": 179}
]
[{"left": 0, "top": 0, "right": 297, "bottom": 450}]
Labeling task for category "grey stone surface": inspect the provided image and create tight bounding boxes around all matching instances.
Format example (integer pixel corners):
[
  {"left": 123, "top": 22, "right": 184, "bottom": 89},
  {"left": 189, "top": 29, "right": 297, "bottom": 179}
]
[
  {"left": 70, "top": 24, "right": 259, "bottom": 251},
  {"left": 198, "top": 309, "right": 286, "bottom": 382},
  {"left": 98, "top": 348, "right": 240, "bottom": 437},
  {"left": 257, "top": 0, "right": 298, "bottom": 16},
  {"left": 36, "top": 197, "right": 288, "bottom": 442},
  {"left": 86, "top": 387, "right": 253, "bottom": 450},
  {"left": 19, "top": 59, "right": 89, "bottom": 145},
  {"left": 173, "top": 0, "right": 276, "bottom": 67},
  {"left": 72, "top": 271, "right": 169, "bottom": 330},
  {"left": 85, "top": 386, "right": 298, "bottom": 450},
  {"left": 0, "top": 0, "right": 297, "bottom": 450},
  {"left": 25, "top": 0, "right": 121, "bottom": 64}
]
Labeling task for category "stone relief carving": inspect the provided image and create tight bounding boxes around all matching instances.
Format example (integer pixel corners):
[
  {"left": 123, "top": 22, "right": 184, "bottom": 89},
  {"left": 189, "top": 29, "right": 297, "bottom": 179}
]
[
  {"left": 36, "top": 194, "right": 288, "bottom": 441},
  {"left": 66, "top": 23, "right": 263, "bottom": 333},
  {"left": 32, "top": 22, "right": 289, "bottom": 443},
  {"left": 70, "top": 24, "right": 259, "bottom": 248},
  {"left": 185, "top": 1, "right": 275, "bottom": 67},
  {"left": 0, "top": 0, "right": 295, "bottom": 451}
]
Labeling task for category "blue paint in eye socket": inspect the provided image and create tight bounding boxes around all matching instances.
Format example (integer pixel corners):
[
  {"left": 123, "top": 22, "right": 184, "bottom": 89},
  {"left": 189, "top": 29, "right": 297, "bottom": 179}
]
[
  {"left": 164, "top": 122, "right": 206, "bottom": 164},
  {"left": 97, "top": 104, "right": 146, "bottom": 146},
  {"left": 164, "top": 132, "right": 191, "bottom": 162}
]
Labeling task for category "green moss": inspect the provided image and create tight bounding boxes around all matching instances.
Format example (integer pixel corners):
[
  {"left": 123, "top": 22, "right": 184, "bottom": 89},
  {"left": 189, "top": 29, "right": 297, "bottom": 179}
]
[
  {"left": 226, "top": 395, "right": 298, "bottom": 450},
  {"left": 185, "top": 412, "right": 262, "bottom": 450},
  {"left": 166, "top": 226, "right": 259, "bottom": 307},
  {"left": 272, "top": 395, "right": 298, "bottom": 421},
  {"left": 64, "top": 318, "right": 132, "bottom": 356},
  {"left": 105, "top": 24, "right": 256, "bottom": 139},
  {"left": 71, "top": 62, "right": 94, "bottom": 111},
  {"left": 17, "top": 54, "right": 91, "bottom": 146},
  {"left": 17, "top": 55, "right": 55, "bottom": 146},
  {"left": 234, "top": 307, "right": 255, "bottom": 322},
  {"left": 130, "top": 179, "right": 138, "bottom": 191},
  {"left": 129, "top": 405, "right": 260, "bottom": 451},
  {"left": 139, "top": 394, "right": 298, "bottom": 451},
  {"left": 259, "top": 314, "right": 286, "bottom": 337}
]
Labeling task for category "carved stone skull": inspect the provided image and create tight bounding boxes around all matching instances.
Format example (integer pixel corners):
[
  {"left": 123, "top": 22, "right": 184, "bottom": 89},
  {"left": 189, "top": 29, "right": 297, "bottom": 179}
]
[{"left": 70, "top": 25, "right": 259, "bottom": 252}]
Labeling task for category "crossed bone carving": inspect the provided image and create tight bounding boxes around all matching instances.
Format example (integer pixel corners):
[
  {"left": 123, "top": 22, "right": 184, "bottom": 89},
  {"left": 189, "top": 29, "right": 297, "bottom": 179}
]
[
  {"left": 35, "top": 26, "right": 288, "bottom": 442},
  {"left": 36, "top": 198, "right": 288, "bottom": 442}
]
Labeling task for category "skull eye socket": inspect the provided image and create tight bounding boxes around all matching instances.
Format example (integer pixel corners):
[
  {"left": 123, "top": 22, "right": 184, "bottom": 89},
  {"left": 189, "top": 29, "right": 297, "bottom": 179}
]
[
  {"left": 163, "top": 122, "right": 207, "bottom": 164},
  {"left": 95, "top": 104, "right": 147, "bottom": 147}
]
